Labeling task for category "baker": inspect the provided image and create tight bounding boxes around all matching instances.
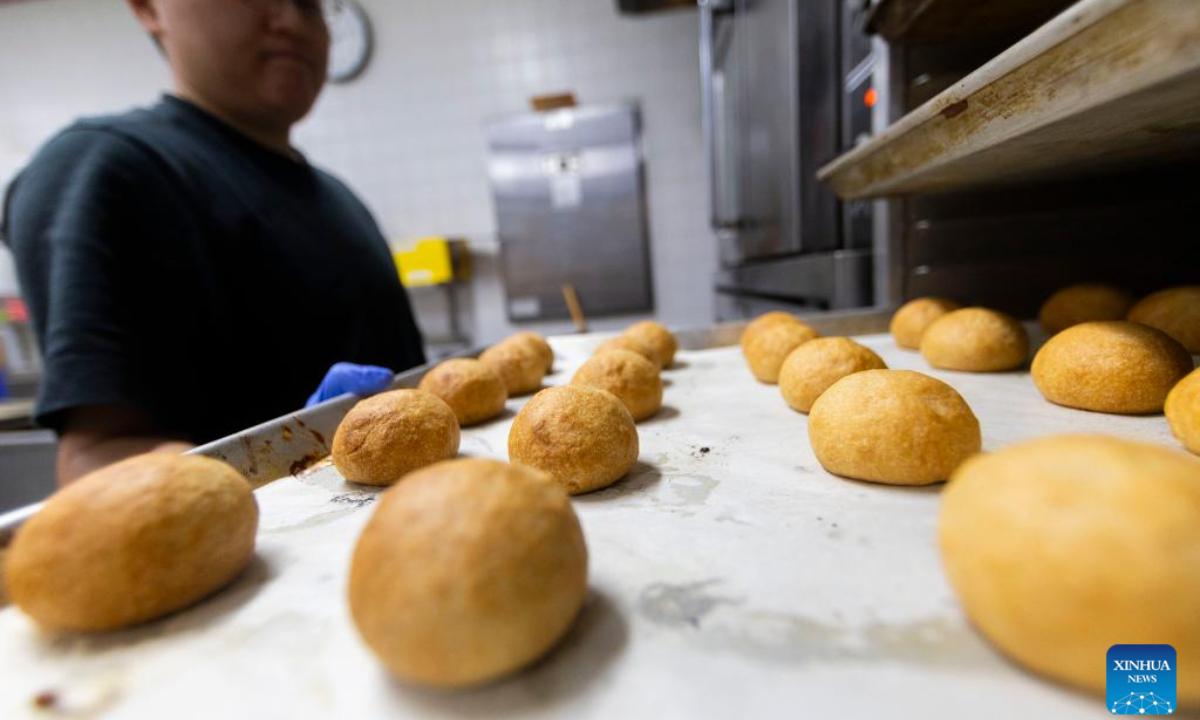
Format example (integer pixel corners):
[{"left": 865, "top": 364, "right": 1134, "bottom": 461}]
[{"left": 1, "top": 0, "right": 425, "bottom": 484}]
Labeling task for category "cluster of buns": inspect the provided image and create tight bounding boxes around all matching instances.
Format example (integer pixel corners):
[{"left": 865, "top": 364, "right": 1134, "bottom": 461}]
[
  {"left": 347, "top": 321, "right": 676, "bottom": 685},
  {"left": 1032, "top": 285, "right": 1197, "bottom": 427},
  {"left": 740, "top": 311, "right": 980, "bottom": 487},
  {"left": 740, "top": 312, "right": 820, "bottom": 383},
  {"left": 892, "top": 298, "right": 1030, "bottom": 372},
  {"left": 886, "top": 286, "right": 1200, "bottom": 702},
  {"left": 595, "top": 320, "right": 677, "bottom": 370},
  {"left": 479, "top": 331, "right": 554, "bottom": 396},
  {"left": 889, "top": 286, "right": 1198, "bottom": 438}
]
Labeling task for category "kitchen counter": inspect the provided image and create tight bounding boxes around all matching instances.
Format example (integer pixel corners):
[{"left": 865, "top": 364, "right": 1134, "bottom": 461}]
[{"left": 0, "top": 325, "right": 1191, "bottom": 719}]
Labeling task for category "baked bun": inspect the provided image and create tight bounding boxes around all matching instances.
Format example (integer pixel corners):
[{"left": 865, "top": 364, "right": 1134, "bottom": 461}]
[
  {"left": 508, "top": 385, "right": 639, "bottom": 494},
  {"left": 572, "top": 349, "right": 663, "bottom": 421},
  {"left": 332, "top": 389, "right": 460, "bottom": 486},
  {"left": 808, "top": 369, "right": 981, "bottom": 485},
  {"left": 594, "top": 335, "right": 660, "bottom": 369},
  {"left": 1127, "top": 285, "right": 1200, "bottom": 352},
  {"left": 507, "top": 331, "right": 554, "bottom": 373},
  {"left": 623, "top": 320, "right": 676, "bottom": 369},
  {"left": 1031, "top": 321, "right": 1193, "bottom": 414},
  {"left": 6, "top": 454, "right": 258, "bottom": 631},
  {"left": 919, "top": 307, "right": 1029, "bottom": 372},
  {"left": 890, "top": 297, "right": 960, "bottom": 350},
  {"left": 349, "top": 458, "right": 587, "bottom": 688},
  {"left": 480, "top": 338, "right": 545, "bottom": 396},
  {"left": 940, "top": 435, "right": 1200, "bottom": 703},
  {"left": 778, "top": 337, "right": 886, "bottom": 413},
  {"left": 742, "top": 320, "right": 819, "bottom": 384},
  {"left": 1038, "top": 283, "right": 1133, "bottom": 335},
  {"left": 1167, "top": 368, "right": 1200, "bottom": 454}
]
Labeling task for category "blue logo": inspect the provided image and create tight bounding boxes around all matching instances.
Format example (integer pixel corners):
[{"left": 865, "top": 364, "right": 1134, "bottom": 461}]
[{"left": 1108, "top": 644, "right": 1176, "bottom": 715}]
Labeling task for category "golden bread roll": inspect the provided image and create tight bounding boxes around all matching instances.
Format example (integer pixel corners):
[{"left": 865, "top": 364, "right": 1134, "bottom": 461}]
[
  {"left": 920, "top": 307, "right": 1029, "bottom": 372},
  {"left": 623, "top": 320, "right": 676, "bottom": 369},
  {"left": 572, "top": 349, "right": 663, "bottom": 421},
  {"left": 808, "top": 369, "right": 980, "bottom": 485},
  {"left": 890, "top": 297, "right": 961, "bottom": 350},
  {"left": 479, "top": 338, "right": 545, "bottom": 396},
  {"left": 1167, "top": 368, "right": 1200, "bottom": 454},
  {"left": 6, "top": 454, "right": 258, "bottom": 631},
  {"left": 1127, "top": 285, "right": 1200, "bottom": 352},
  {"left": 418, "top": 358, "right": 507, "bottom": 426},
  {"left": 940, "top": 435, "right": 1200, "bottom": 703},
  {"left": 739, "top": 311, "right": 800, "bottom": 354},
  {"left": 349, "top": 458, "right": 587, "bottom": 688},
  {"left": 594, "top": 335, "right": 660, "bottom": 369},
  {"left": 508, "top": 385, "right": 639, "bottom": 494},
  {"left": 332, "top": 389, "right": 460, "bottom": 486},
  {"left": 1038, "top": 283, "right": 1133, "bottom": 335},
  {"left": 507, "top": 331, "right": 554, "bottom": 373},
  {"left": 778, "top": 337, "right": 887, "bottom": 413},
  {"left": 742, "top": 320, "right": 819, "bottom": 384},
  {"left": 1031, "top": 321, "right": 1193, "bottom": 414}
]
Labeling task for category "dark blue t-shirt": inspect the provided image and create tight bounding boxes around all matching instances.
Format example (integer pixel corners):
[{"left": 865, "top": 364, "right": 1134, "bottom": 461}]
[{"left": 2, "top": 95, "right": 425, "bottom": 443}]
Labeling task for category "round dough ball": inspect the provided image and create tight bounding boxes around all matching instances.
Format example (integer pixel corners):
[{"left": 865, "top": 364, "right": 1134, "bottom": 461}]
[
  {"left": 508, "top": 385, "right": 639, "bottom": 494},
  {"left": 739, "top": 311, "right": 801, "bottom": 354},
  {"left": 333, "top": 389, "right": 461, "bottom": 486},
  {"left": 743, "top": 320, "right": 819, "bottom": 384},
  {"left": 1032, "top": 321, "right": 1193, "bottom": 415},
  {"left": 349, "top": 458, "right": 587, "bottom": 688},
  {"left": 890, "top": 297, "right": 961, "bottom": 350},
  {"left": 1128, "top": 285, "right": 1200, "bottom": 352},
  {"left": 572, "top": 349, "right": 663, "bottom": 421},
  {"left": 624, "top": 320, "right": 676, "bottom": 369},
  {"left": 594, "top": 335, "right": 660, "bottom": 369},
  {"left": 479, "top": 339, "right": 546, "bottom": 396},
  {"left": 6, "top": 454, "right": 257, "bottom": 631},
  {"left": 1167, "top": 368, "right": 1200, "bottom": 454},
  {"left": 778, "top": 337, "right": 887, "bottom": 414},
  {"left": 1038, "top": 283, "right": 1133, "bottom": 335},
  {"left": 418, "top": 359, "right": 507, "bottom": 426},
  {"left": 507, "top": 331, "right": 554, "bottom": 373},
  {"left": 809, "top": 369, "right": 981, "bottom": 485},
  {"left": 940, "top": 435, "right": 1200, "bottom": 702},
  {"left": 920, "top": 307, "right": 1029, "bottom": 372}
]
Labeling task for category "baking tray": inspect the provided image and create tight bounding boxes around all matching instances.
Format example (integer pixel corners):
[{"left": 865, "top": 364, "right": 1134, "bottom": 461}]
[{"left": 2, "top": 307, "right": 1191, "bottom": 719}]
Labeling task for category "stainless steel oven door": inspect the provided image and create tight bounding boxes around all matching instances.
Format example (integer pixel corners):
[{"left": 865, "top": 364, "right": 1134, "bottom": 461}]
[{"left": 701, "top": 0, "right": 841, "bottom": 267}]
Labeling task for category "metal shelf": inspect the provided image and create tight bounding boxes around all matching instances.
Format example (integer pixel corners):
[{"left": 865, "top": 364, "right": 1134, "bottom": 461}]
[{"left": 819, "top": 0, "right": 1200, "bottom": 200}]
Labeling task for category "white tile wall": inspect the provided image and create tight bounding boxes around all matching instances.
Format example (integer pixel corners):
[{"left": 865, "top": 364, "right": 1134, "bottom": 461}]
[{"left": 0, "top": 0, "right": 715, "bottom": 342}]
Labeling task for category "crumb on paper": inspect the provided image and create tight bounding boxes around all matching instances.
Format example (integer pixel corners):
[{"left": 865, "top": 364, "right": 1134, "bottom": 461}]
[{"left": 32, "top": 689, "right": 57, "bottom": 709}]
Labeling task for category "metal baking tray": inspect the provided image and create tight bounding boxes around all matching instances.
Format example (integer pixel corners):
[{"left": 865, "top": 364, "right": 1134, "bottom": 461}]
[{"left": 2, "top": 306, "right": 1187, "bottom": 719}]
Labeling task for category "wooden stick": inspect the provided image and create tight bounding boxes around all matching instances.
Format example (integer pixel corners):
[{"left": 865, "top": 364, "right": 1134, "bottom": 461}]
[{"left": 562, "top": 283, "right": 588, "bottom": 333}]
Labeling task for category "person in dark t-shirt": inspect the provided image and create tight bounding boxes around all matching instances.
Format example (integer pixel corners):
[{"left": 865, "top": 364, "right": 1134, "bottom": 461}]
[{"left": 1, "top": 0, "right": 425, "bottom": 484}]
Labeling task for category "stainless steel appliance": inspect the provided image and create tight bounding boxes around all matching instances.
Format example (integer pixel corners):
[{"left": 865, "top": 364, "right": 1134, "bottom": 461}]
[
  {"left": 484, "top": 103, "right": 654, "bottom": 322},
  {"left": 701, "top": 0, "right": 875, "bottom": 319}
]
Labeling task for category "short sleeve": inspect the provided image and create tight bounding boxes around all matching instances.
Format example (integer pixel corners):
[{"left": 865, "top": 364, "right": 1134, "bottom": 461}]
[{"left": 4, "top": 128, "right": 175, "bottom": 432}]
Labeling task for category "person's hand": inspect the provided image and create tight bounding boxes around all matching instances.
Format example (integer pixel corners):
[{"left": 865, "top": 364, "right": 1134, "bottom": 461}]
[{"left": 306, "top": 363, "right": 394, "bottom": 407}]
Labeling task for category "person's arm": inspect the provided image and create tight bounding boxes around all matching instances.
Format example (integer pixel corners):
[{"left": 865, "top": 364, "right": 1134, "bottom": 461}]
[
  {"left": 56, "top": 405, "right": 193, "bottom": 486},
  {"left": 5, "top": 129, "right": 194, "bottom": 485}
]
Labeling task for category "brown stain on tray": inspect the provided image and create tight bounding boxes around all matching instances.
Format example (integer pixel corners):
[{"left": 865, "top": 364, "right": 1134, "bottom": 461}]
[{"left": 940, "top": 99, "right": 969, "bottom": 119}]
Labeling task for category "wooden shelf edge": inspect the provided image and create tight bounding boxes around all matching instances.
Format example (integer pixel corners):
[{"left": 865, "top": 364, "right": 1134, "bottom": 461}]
[{"left": 819, "top": 0, "right": 1200, "bottom": 199}]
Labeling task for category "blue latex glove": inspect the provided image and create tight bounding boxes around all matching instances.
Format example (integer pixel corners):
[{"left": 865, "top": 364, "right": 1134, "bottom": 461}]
[{"left": 306, "top": 363, "right": 394, "bottom": 407}]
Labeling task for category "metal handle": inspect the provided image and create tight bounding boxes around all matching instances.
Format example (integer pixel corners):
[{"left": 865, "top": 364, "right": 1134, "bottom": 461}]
[{"left": 699, "top": 0, "right": 734, "bottom": 232}]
